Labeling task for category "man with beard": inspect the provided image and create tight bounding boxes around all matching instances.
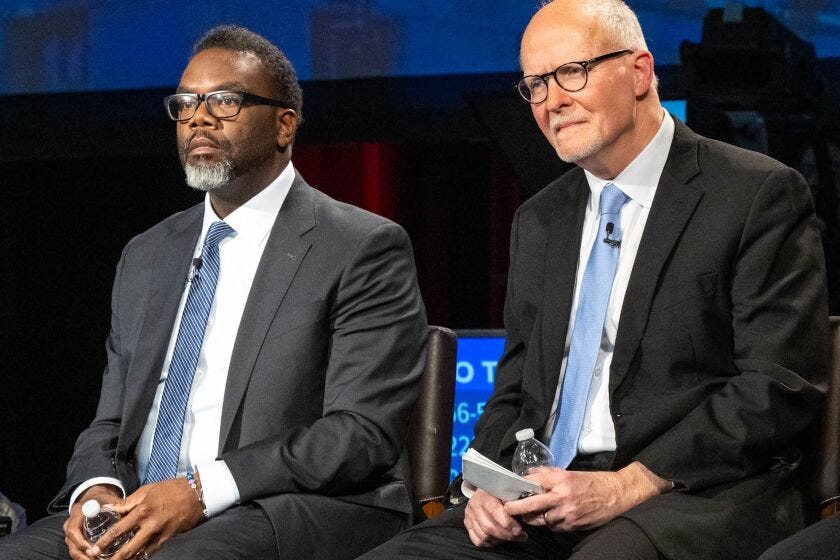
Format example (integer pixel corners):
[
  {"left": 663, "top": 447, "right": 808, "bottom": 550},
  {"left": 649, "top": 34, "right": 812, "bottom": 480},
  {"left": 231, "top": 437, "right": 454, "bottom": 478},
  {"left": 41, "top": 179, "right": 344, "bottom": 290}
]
[
  {"left": 0, "top": 25, "right": 426, "bottom": 560},
  {"left": 359, "top": 1, "right": 829, "bottom": 559}
]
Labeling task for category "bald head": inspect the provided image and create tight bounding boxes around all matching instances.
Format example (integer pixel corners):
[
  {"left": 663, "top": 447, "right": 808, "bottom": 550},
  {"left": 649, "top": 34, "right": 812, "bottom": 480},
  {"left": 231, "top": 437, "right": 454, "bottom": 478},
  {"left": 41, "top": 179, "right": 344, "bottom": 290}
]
[
  {"left": 519, "top": 0, "right": 662, "bottom": 179},
  {"left": 524, "top": 1, "right": 601, "bottom": 59},
  {"left": 528, "top": 0, "right": 650, "bottom": 53}
]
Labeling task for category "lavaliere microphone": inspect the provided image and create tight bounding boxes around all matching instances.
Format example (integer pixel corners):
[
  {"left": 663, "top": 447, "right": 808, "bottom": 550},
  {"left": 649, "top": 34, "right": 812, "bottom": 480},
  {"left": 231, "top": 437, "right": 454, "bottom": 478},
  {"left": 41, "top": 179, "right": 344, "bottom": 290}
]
[
  {"left": 187, "top": 257, "right": 203, "bottom": 283},
  {"left": 603, "top": 222, "right": 621, "bottom": 247}
]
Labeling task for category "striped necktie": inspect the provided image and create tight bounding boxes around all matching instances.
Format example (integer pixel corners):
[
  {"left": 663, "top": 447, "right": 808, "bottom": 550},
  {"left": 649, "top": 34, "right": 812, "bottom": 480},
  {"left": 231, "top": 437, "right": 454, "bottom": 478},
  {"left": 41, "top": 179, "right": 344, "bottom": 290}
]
[{"left": 144, "top": 220, "right": 234, "bottom": 483}]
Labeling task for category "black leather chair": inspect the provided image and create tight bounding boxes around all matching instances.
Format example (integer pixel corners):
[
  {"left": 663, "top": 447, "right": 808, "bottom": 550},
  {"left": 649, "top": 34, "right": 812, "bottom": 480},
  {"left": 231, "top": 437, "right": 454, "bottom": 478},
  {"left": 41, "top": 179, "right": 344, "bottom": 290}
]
[{"left": 407, "top": 326, "right": 457, "bottom": 521}]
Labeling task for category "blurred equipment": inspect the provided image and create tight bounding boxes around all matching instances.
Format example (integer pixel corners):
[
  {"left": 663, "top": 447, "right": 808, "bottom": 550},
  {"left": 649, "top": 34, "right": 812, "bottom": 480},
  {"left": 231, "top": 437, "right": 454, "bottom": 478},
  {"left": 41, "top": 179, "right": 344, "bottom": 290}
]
[
  {"left": 0, "top": 491, "right": 26, "bottom": 536},
  {"left": 681, "top": 3, "right": 839, "bottom": 314},
  {"left": 681, "top": 3, "right": 821, "bottom": 160}
]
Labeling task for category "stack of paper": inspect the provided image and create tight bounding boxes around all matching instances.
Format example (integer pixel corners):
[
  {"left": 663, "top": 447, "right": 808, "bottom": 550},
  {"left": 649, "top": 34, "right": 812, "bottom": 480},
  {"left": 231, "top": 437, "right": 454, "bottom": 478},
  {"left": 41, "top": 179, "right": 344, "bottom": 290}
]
[{"left": 461, "top": 448, "right": 544, "bottom": 501}]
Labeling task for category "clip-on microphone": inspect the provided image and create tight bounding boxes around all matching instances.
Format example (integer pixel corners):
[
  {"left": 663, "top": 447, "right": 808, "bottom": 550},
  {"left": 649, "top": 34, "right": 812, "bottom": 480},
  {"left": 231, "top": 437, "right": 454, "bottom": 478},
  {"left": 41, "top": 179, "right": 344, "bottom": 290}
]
[{"left": 603, "top": 222, "right": 621, "bottom": 247}]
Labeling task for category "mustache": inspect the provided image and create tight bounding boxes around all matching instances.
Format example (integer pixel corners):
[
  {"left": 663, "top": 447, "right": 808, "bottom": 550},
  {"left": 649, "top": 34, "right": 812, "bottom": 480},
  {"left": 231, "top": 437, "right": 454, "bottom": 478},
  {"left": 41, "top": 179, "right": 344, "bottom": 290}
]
[
  {"left": 181, "top": 132, "right": 230, "bottom": 154},
  {"left": 549, "top": 114, "right": 587, "bottom": 127}
]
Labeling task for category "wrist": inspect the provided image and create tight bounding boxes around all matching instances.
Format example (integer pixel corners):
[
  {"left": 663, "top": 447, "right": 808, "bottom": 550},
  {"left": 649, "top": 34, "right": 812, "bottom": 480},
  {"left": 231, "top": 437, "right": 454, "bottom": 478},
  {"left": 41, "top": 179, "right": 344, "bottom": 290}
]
[
  {"left": 614, "top": 462, "right": 670, "bottom": 512},
  {"left": 78, "top": 484, "right": 121, "bottom": 504},
  {"left": 185, "top": 470, "right": 208, "bottom": 521}
]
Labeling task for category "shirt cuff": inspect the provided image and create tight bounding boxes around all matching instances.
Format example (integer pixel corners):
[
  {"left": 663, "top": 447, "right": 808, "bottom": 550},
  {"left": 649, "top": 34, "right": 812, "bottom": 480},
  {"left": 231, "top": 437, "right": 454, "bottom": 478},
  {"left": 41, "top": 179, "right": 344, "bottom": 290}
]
[
  {"left": 68, "top": 477, "right": 126, "bottom": 511},
  {"left": 195, "top": 460, "right": 240, "bottom": 518}
]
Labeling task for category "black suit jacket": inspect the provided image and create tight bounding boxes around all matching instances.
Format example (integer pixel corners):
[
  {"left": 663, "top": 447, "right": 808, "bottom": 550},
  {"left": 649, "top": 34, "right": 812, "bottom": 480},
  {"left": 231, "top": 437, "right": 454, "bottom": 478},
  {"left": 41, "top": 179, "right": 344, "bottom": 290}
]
[
  {"left": 49, "top": 172, "right": 428, "bottom": 552},
  {"left": 471, "top": 119, "right": 830, "bottom": 559}
]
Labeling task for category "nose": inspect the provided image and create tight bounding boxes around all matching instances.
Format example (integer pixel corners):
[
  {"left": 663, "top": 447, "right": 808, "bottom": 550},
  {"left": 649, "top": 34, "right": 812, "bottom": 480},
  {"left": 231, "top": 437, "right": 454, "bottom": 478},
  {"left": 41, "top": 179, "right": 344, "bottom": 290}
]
[
  {"left": 542, "top": 79, "right": 575, "bottom": 111},
  {"left": 188, "top": 99, "right": 218, "bottom": 128}
]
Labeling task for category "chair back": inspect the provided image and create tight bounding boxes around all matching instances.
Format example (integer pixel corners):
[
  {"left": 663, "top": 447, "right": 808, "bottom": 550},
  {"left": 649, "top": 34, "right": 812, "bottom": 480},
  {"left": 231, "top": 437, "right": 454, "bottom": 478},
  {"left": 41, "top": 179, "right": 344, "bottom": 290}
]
[
  {"left": 407, "top": 325, "right": 457, "bottom": 521},
  {"left": 812, "top": 316, "right": 840, "bottom": 518}
]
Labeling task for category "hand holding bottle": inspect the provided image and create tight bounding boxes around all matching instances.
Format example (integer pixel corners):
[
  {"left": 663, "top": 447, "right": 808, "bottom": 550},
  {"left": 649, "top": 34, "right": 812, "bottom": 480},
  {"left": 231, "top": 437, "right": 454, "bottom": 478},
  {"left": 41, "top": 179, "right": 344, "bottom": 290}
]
[
  {"left": 82, "top": 500, "right": 134, "bottom": 559},
  {"left": 511, "top": 428, "right": 555, "bottom": 476}
]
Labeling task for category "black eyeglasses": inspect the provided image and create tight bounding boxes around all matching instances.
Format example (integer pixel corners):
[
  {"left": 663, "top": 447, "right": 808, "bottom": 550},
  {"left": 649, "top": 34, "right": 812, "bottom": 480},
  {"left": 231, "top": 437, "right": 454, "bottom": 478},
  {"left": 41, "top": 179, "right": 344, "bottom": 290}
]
[
  {"left": 517, "top": 49, "right": 634, "bottom": 104},
  {"left": 164, "top": 90, "right": 287, "bottom": 122}
]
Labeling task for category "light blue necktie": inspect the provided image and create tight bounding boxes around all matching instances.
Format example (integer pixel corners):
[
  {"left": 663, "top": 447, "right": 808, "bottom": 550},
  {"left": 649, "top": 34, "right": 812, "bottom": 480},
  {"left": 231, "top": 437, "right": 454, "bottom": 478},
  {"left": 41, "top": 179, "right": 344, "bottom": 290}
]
[
  {"left": 549, "top": 183, "right": 628, "bottom": 468},
  {"left": 144, "top": 220, "right": 235, "bottom": 484}
]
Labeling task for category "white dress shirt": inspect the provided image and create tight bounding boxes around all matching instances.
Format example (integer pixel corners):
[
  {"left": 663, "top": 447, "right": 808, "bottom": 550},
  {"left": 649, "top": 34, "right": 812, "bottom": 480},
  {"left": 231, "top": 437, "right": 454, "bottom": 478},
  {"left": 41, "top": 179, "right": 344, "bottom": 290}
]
[
  {"left": 70, "top": 162, "right": 295, "bottom": 516},
  {"left": 543, "top": 111, "right": 675, "bottom": 455}
]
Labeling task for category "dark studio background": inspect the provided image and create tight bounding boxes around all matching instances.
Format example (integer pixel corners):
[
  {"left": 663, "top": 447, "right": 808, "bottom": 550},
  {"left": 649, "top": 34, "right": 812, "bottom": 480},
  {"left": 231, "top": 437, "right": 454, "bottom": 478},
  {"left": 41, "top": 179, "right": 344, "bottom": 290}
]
[{"left": 1, "top": 3, "right": 840, "bottom": 524}]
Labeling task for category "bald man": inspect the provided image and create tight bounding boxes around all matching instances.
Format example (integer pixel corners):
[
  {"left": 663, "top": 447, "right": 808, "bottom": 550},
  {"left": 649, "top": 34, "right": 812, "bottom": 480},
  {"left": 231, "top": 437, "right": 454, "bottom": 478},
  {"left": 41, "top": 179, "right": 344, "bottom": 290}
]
[{"left": 358, "top": 1, "right": 829, "bottom": 559}]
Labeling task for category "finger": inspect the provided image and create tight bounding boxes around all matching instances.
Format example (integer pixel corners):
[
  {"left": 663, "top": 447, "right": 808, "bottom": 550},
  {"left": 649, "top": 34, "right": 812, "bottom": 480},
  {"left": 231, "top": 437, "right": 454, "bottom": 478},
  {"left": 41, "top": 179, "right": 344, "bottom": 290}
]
[
  {"left": 64, "top": 511, "right": 96, "bottom": 559},
  {"left": 110, "top": 492, "right": 143, "bottom": 516},
  {"left": 107, "top": 525, "right": 157, "bottom": 560},
  {"left": 525, "top": 466, "right": 558, "bottom": 476},
  {"left": 488, "top": 503, "right": 527, "bottom": 539},
  {"left": 465, "top": 520, "right": 499, "bottom": 548},
  {"left": 503, "top": 494, "right": 555, "bottom": 517},
  {"left": 111, "top": 535, "right": 152, "bottom": 560},
  {"left": 64, "top": 513, "right": 91, "bottom": 553},
  {"left": 472, "top": 503, "right": 525, "bottom": 542},
  {"left": 139, "top": 534, "right": 166, "bottom": 558},
  {"left": 90, "top": 513, "right": 142, "bottom": 559},
  {"left": 523, "top": 468, "right": 568, "bottom": 488},
  {"left": 520, "top": 512, "right": 546, "bottom": 526},
  {"left": 465, "top": 500, "right": 505, "bottom": 546},
  {"left": 64, "top": 533, "right": 90, "bottom": 560}
]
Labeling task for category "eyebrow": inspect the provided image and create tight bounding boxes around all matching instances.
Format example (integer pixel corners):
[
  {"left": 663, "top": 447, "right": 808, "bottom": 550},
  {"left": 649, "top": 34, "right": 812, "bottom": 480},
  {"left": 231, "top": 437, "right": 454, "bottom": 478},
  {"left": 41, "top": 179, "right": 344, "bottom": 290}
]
[{"left": 175, "top": 81, "right": 247, "bottom": 94}]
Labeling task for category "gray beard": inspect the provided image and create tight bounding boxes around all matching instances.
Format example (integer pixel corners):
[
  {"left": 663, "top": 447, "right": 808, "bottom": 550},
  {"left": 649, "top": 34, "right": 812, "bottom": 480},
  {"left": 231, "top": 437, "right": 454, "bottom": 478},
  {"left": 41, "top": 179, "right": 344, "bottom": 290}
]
[{"left": 184, "top": 159, "right": 234, "bottom": 191}]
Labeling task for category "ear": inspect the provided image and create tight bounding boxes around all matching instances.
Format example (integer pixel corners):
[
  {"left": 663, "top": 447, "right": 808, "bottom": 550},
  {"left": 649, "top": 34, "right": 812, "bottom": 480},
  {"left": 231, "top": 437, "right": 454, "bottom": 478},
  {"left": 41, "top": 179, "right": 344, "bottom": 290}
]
[
  {"left": 632, "top": 50, "right": 655, "bottom": 97},
  {"left": 274, "top": 108, "right": 298, "bottom": 151}
]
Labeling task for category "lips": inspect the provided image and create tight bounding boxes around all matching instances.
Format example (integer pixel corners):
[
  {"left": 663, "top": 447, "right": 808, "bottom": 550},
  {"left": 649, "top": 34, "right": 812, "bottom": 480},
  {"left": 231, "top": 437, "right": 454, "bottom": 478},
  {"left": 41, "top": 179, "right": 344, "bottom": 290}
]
[
  {"left": 188, "top": 135, "right": 221, "bottom": 153},
  {"left": 552, "top": 119, "right": 585, "bottom": 134}
]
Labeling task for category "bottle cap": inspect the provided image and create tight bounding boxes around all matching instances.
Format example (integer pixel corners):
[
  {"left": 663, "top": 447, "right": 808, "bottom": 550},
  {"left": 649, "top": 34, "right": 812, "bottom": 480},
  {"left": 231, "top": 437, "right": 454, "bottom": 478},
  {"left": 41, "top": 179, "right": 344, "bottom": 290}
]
[
  {"left": 81, "top": 500, "right": 101, "bottom": 518},
  {"left": 515, "top": 428, "right": 535, "bottom": 441}
]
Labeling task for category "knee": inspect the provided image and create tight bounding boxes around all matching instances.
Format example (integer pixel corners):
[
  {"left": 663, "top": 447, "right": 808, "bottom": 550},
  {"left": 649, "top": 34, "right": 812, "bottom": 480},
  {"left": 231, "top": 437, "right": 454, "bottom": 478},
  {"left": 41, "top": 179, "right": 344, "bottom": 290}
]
[{"left": 0, "top": 516, "right": 68, "bottom": 560}]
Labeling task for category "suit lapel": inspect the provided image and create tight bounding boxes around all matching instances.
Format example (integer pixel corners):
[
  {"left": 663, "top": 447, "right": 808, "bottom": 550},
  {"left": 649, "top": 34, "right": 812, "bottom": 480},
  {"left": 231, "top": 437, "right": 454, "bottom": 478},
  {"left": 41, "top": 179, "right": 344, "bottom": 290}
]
[
  {"left": 610, "top": 120, "right": 704, "bottom": 390},
  {"left": 122, "top": 205, "right": 203, "bottom": 449},
  {"left": 541, "top": 173, "right": 589, "bottom": 403},
  {"left": 218, "top": 173, "right": 315, "bottom": 452}
]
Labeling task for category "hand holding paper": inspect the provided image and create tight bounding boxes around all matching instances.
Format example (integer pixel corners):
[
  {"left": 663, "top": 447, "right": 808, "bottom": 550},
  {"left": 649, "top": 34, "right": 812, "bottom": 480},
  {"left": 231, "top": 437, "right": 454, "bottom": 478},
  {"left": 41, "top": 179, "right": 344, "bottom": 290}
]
[{"left": 461, "top": 449, "right": 544, "bottom": 502}]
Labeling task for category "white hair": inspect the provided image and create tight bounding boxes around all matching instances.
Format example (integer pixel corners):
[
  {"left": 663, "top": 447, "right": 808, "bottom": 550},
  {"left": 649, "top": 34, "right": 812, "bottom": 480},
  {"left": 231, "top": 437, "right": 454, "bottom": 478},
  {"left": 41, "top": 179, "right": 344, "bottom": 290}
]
[
  {"left": 537, "top": 0, "right": 657, "bottom": 89},
  {"left": 539, "top": 0, "right": 649, "bottom": 51}
]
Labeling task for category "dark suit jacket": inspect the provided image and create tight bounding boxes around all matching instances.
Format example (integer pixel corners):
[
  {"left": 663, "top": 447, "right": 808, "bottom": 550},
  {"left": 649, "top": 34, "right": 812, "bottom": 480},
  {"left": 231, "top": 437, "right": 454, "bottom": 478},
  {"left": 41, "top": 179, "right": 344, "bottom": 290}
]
[
  {"left": 48, "top": 172, "right": 428, "bottom": 552},
  {"left": 471, "top": 119, "right": 830, "bottom": 559}
]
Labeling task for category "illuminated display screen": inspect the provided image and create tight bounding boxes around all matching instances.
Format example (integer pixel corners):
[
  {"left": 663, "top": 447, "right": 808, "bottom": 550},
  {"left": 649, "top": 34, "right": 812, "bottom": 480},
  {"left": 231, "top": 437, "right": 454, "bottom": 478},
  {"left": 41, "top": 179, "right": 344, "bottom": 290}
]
[{"left": 451, "top": 330, "right": 505, "bottom": 480}]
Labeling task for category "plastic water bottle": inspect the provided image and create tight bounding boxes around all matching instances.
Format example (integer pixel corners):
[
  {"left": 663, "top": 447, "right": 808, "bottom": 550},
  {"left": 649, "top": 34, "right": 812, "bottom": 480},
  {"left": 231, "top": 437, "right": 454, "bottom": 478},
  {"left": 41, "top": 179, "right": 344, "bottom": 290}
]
[
  {"left": 511, "top": 428, "right": 555, "bottom": 476},
  {"left": 82, "top": 500, "right": 133, "bottom": 559}
]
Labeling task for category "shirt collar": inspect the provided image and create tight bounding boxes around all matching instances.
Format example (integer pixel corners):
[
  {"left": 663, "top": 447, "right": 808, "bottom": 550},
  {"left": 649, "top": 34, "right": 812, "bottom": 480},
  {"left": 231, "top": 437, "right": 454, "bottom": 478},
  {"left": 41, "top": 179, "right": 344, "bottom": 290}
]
[
  {"left": 584, "top": 110, "right": 674, "bottom": 210},
  {"left": 200, "top": 161, "right": 295, "bottom": 248}
]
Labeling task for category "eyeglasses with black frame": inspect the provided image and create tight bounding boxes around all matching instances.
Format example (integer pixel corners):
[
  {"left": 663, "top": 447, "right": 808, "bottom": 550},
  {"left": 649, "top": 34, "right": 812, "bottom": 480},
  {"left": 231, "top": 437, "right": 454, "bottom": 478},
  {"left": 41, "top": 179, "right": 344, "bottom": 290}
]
[
  {"left": 517, "top": 49, "right": 634, "bottom": 104},
  {"left": 164, "top": 90, "right": 287, "bottom": 122}
]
